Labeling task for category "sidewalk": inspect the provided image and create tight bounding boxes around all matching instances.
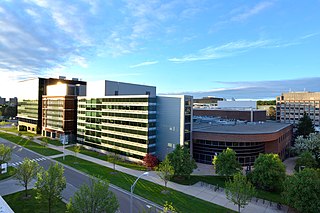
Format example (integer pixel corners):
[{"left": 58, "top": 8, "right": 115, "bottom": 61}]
[{"left": 1, "top": 131, "right": 288, "bottom": 213}]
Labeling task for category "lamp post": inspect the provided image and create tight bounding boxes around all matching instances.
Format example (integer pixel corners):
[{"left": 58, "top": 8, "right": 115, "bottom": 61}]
[{"left": 130, "top": 171, "right": 149, "bottom": 213}]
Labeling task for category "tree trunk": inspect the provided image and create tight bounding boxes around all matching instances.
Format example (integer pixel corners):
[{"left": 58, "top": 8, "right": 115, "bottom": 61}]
[
  {"left": 238, "top": 204, "right": 241, "bottom": 213},
  {"left": 25, "top": 184, "right": 28, "bottom": 197},
  {"left": 165, "top": 180, "right": 167, "bottom": 188},
  {"left": 49, "top": 197, "right": 51, "bottom": 213}
]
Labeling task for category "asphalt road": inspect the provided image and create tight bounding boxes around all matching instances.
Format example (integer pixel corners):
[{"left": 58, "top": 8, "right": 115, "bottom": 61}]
[{"left": 0, "top": 138, "right": 162, "bottom": 213}]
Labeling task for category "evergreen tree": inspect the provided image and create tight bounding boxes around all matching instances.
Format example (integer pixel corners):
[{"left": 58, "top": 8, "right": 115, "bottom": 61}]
[{"left": 296, "top": 112, "right": 315, "bottom": 137}]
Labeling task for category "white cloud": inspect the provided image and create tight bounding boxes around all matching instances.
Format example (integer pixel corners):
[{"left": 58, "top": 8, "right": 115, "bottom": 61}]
[
  {"left": 130, "top": 61, "right": 159, "bottom": 68},
  {"left": 231, "top": 1, "right": 274, "bottom": 22},
  {"left": 169, "top": 40, "right": 271, "bottom": 62}
]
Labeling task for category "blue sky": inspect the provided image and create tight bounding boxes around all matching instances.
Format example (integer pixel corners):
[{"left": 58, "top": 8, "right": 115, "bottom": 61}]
[{"left": 0, "top": 0, "right": 320, "bottom": 99}]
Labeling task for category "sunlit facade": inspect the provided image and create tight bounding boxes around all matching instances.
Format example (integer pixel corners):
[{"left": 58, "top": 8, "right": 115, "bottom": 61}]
[{"left": 77, "top": 96, "right": 157, "bottom": 161}]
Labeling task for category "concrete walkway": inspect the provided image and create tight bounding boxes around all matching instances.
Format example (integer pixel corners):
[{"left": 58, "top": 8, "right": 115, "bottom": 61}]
[{"left": 1, "top": 130, "right": 288, "bottom": 213}]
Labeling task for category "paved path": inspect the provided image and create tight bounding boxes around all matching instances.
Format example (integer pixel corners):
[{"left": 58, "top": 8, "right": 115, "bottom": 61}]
[
  {"left": 1, "top": 130, "right": 288, "bottom": 213},
  {"left": 283, "top": 157, "right": 298, "bottom": 175}
]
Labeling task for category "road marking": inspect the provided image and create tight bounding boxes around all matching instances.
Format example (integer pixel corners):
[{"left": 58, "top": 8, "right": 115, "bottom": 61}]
[{"left": 10, "top": 157, "right": 48, "bottom": 167}]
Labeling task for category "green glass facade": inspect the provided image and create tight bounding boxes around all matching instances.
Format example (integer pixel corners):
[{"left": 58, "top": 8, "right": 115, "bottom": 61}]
[{"left": 77, "top": 96, "right": 156, "bottom": 160}]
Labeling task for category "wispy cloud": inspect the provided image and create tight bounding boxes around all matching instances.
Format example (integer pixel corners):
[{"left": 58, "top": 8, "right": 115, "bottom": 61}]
[
  {"left": 168, "top": 39, "right": 271, "bottom": 62},
  {"left": 130, "top": 61, "right": 159, "bottom": 68},
  {"left": 162, "top": 77, "right": 320, "bottom": 99},
  {"left": 230, "top": 1, "right": 274, "bottom": 22}
]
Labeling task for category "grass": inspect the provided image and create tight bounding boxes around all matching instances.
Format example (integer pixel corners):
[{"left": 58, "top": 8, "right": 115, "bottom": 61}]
[
  {"left": 1, "top": 127, "right": 38, "bottom": 137},
  {"left": 67, "top": 146, "right": 147, "bottom": 171},
  {"left": 38, "top": 137, "right": 63, "bottom": 146},
  {"left": 0, "top": 166, "right": 16, "bottom": 181},
  {"left": 172, "top": 175, "right": 284, "bottom": 204},
  {"left": 3, "top": 189, "right": 67, "bottom": 213},
  {"left": 0, "top": 121, "right": 11, "bottom": 126},
  {"left": 55, "top": 155, "right": 233, "bottom": 213},
  {"left": 0, "top": 132, "right": 62, "bottom": 156}
]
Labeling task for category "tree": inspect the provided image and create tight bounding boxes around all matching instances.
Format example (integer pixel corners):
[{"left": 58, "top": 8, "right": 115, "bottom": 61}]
[
  {"left": 35, "top": 163, "right": 66, "bottom": 213},
  {"left": 0, "top": 144, "right": 12, "bottom": 164},
  {"left": 225, "top": 173, "right": 256, "bottom": 213},
  {"left": 143, "top": 154, "right": 158, "bottom": 170},
  {"left": 268, "top": 106, "right": 276, "bottom": 120},
  {"left": 167, "top": 145, "right": 197, "bottom": 179},
  {"left": 162, "top": 201, "right": 177, "bottom": 213},
  {"left": 212, "top": 148, "right": 241, "bottom": 176},
  {"left": 110, "top": 146, "right": 119, "bottom": 171},
  {"left": 67, "top": 178, "right": 119, "bottom": 213},
  {"left": 294, "top": 133, "right": 320, "bottom": 165},
  {"left": 249, "top": 154, "right": 286, "bottom": 192},
  {"left": 15, "top": 158, "right": 41, "bottom": 197},
  {"left": 41, "top": 137, "right": 49, "bottom": 147},
  {"left": 294, "top": 151, "right": 318, "bottom": 171},
  {"left": 73, "top": 145, "right": 81, "bottom": 157},
  {"left": 156, "top": 157, "right": 174, "bottom": 189},
  {"left": 296, "top": 112, "right": 315, "bottom": 137},
  {"left": 282, "top": 168, "right": 320, "bottom": 213}
]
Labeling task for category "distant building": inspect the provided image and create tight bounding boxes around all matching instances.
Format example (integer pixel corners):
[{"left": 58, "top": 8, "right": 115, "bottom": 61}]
[
  {"left": 194, "top": 100, "right": 266, "bottom": 122},
  {"left": 193, "top": 117, "right": 292, "bottom": 166},
  {"left": 276, "top": 92, "right": 320, "bottom": 130},
  {"left": 193, "top": 96, "right": 223, "bottom": 108},
  {"left": 0, "top": 97, "right": 5, "bottom": 105},
  {"left": 8, "top": 97, "right": 18, "bottom": 106},
  {"left": 194, "top": 109, "right": 266, "bottom": 122}
]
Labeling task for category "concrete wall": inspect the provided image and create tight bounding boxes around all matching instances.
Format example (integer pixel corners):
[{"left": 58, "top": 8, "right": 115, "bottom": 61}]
[
  {"left": 105, "top": 80, "right": 156, "bottom": 97},
  {"left": 156, "top": 96, "right": 184, "bottom": 161},
  {"left": 217, "top": 101, "right": 257, "bottom": 109}
]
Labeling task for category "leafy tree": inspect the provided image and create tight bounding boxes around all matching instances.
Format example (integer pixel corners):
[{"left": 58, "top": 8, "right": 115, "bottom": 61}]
[
  {"left": 0, "top": 144, "right": 12, "bottom": 164},
  {"left": 167, "top": 145, "right": 197, "bottom": 179},
  {"left": 213, "top": 148, "right": 241, "bottom": 176},
  {"left": 225, "top": 173, "right": 256, "bottom": 213},
  {"left": 41, "top": 137, "right": 49, "bottom": 147},
  {"left": 268, "top": 106, "right": 276, "bottom": 120},
  {"left": 73, "top": 145, "right": 81, "bottom": 157},
  {"left": 107, "top": 145, "right": 120, "bottom": 171},
  {"left": 257, "top": 100, "right": 276, "bottom": 106},
  {"left": 249, "top": 154, "right": 286, "bottom": 192},
  {"left": 296, "top": 112, "right": 315, "bottom": 137},
  {"left": 35, "top": 163, "right": 66, "bottom": 213},
  {"left": 294, "top": 151, "right": 318, "bottom": 171},
  {"left": 67, "top": 178, "right": 119, "bottom": 213},
  {"left": 282, "top": 168, "right": 320, "bottom": 213},
  {"left": 143, "top": 154, "right": 158, "bottom": 170},
  {"left": 294, "top": 133, "right": 320, "bottom": 165},
  {"left": 15, "top": 158, "right": 41, "bottom": 197},
  {"left": 162, "top": 201, "right": 177, "bottom": 213},
  {"left": 156, "top": 157, "right": 174, "bottom": 189}
]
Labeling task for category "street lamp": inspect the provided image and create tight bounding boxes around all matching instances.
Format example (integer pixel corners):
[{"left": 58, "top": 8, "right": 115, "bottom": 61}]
[{"left": 130, "top": 171, "right": 149, "bottom": 213}]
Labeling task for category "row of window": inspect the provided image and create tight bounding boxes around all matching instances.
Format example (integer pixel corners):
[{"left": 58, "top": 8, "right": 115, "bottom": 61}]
[
  {"left": 102, "top": 112, "right": 156, "bottom": 119},
  {"left": 79, "top": 98, "right": 156, "bottom": 103},
  {"left": 77, "top": 141, "right": 145, "bottom": 160}
]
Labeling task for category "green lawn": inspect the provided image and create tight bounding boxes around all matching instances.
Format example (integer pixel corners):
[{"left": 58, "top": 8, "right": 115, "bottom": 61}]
[
  {"left": 172, "top": 175, "right": 283, "bottom": 204},
  {"left": 55, "top": 155, "right": 233, "bottom": 213},
  {"left": 0, "top": 166, "right": 16, "bottom": 181},
  {"left": 38, "top": 137, "right": 63, "bottom": 146},
  {"left": 1, "top": 127, "right": 38, "bottom": 137},
  {"left": 3, "top": 189, "right": 67, "bottom": 213},
  {"left": 0, "top": 132, "right": 62, "bottom": 156},
  {"left": 67, "top": 146, "right": 146, "bottom": 171}
]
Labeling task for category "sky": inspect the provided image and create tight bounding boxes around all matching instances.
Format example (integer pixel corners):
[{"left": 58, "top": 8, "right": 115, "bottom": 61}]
[{"left": 0, "top": 0, "right": 320, "bottom": 100}]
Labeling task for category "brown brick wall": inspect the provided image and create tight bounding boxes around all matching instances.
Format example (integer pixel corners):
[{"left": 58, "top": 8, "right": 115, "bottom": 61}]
[
  {"left": 192, "top": 125, "right": 292, "bottom": 160},
  {"left": 194, "top": 109, "right": 266, "bottom": 122}
]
